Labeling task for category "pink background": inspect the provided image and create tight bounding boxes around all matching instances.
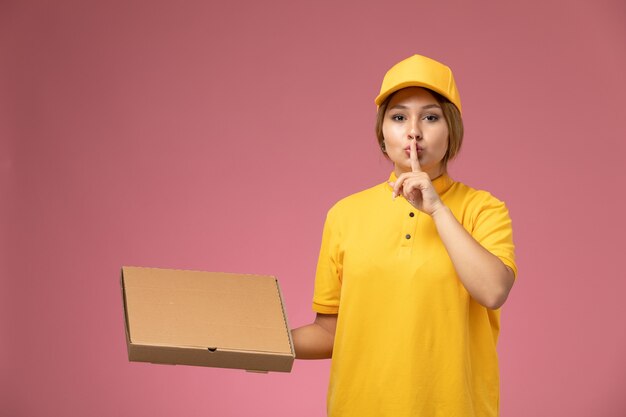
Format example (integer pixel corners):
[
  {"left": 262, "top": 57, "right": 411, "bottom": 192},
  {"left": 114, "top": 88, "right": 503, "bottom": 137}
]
[{"left": 2, "top": 0, "right": 625, "bottom": 416}]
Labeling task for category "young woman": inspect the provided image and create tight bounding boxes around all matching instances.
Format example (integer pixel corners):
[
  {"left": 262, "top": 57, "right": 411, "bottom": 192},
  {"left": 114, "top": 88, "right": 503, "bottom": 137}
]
[{"left": 292, "top": 54, "right": 517, "bottom": 417}]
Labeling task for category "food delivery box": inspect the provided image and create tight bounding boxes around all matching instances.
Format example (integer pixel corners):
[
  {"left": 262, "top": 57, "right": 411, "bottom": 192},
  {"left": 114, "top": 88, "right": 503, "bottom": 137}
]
[{"left": 121, "top": 266, "right": 294, "bottom": 372}]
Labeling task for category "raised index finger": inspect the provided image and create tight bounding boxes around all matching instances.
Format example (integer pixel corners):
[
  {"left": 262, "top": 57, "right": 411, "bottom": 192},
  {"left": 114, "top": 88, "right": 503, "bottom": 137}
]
[{"left": 410, "top": 140, "right": 422, "bottom": 173}]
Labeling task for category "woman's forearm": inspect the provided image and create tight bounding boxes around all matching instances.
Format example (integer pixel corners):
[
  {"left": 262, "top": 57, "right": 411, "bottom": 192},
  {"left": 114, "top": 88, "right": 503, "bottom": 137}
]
[
  {"left": 291, "top": 314, "right": 337, "bottom": 359},
  {"left": 431, "top": 205, "right": 514, "bottom": 309}
]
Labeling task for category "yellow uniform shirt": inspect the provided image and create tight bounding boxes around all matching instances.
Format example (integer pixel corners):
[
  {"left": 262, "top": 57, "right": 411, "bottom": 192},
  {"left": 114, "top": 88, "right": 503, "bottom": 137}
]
[{"left": 312, "top": 173, "right": 517, "bottom": 417}]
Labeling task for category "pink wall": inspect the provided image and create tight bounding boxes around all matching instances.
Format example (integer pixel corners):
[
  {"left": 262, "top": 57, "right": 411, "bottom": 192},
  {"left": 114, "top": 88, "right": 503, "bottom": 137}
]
[{"left": 2, "top": 0, "right": 625, "bottom": 415}]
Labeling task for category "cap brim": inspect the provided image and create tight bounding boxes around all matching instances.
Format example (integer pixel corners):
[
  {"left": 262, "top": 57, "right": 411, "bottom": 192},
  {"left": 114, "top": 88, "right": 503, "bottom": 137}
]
[{"left": 375, "top": 81, "right": 461, "bottom": 113}]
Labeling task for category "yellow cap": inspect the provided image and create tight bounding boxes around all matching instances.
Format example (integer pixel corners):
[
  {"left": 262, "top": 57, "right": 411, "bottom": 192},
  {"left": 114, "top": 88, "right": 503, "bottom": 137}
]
[{"left": 375, "top": 54, "right": 462, "bottom": 113}]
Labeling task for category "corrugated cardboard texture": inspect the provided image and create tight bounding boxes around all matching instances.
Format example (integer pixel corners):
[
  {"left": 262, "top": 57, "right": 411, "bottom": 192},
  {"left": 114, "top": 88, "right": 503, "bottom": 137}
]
[{"left": 121, "top": 266, "right": 294, "bottom": 372}]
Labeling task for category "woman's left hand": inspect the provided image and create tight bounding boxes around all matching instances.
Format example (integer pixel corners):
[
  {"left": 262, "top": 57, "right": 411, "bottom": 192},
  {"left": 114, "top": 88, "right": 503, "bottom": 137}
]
[{"left": 389, "top": 141, "right": 445, "bottom": 217}]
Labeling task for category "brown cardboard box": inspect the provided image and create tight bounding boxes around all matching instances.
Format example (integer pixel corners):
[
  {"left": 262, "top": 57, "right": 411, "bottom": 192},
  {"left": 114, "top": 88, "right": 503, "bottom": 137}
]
[{"left": 121, "top": 266, "right": 295, "bottom": 372}]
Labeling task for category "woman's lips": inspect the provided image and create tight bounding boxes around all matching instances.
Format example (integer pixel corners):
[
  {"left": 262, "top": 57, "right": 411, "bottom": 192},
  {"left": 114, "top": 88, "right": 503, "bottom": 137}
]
[{"left": 405, "top": 147, "right": 423, "bottom": 156}]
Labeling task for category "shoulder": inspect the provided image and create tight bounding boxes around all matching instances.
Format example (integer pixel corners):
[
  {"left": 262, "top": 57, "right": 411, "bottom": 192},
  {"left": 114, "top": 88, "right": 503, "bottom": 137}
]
[
  {"left": 326, "top": 181, "right": 388, "bottom": 219},
  {"left": 447, "top": 179, "right": 508, "bottom": 211},
  {"left": 447, "top": 179, "right": 513, "bottom": 232}
]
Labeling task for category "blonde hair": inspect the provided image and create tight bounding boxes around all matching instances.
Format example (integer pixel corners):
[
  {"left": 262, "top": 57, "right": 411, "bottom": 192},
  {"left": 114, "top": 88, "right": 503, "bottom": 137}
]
[{"left": 375, "top": 88, "right": 464, "bottom": 173}]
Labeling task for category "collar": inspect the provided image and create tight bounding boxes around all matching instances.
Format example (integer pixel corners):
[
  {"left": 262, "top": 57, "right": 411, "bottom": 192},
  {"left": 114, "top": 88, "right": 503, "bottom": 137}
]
[{"left": 386, "top": 171, "right": 455, "bottom": 195}]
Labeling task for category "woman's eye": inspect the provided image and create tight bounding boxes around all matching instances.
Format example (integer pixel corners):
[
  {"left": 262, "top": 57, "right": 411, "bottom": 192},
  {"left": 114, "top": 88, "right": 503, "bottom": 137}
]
[
  {"left": 392, "top": 115, "right": 406, "bottom": 121},
  {"left": 423, "top": 115, "right": 439, "bottom": 122}
]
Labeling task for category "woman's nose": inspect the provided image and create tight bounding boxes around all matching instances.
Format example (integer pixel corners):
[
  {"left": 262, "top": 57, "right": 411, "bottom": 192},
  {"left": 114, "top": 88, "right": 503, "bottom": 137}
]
[{"left": 408, "top": 119, "right": 421, "bottom": 140}]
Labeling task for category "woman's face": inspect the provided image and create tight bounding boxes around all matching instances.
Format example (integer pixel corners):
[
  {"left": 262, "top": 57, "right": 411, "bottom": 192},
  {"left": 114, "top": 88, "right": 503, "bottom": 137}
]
[{"left": 382, "top": 87, "right": 449, "bottom": 178}]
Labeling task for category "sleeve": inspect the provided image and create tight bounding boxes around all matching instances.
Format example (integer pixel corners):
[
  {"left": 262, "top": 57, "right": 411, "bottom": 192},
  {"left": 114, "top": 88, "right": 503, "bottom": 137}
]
[
  {"left": 312, "top": 206, "right": 343, "bottom": 314},
  {"left": 470, "top": 192, "right": 518, "bottom": 279}
]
